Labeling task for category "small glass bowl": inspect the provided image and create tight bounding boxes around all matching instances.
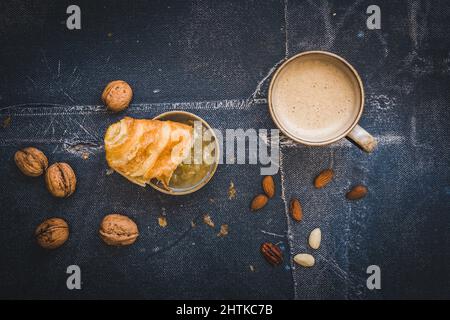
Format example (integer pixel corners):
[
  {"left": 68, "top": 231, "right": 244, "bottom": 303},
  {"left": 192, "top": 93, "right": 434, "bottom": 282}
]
[{"left": 148, "top": 111, "right": 220, "bottom": 195}]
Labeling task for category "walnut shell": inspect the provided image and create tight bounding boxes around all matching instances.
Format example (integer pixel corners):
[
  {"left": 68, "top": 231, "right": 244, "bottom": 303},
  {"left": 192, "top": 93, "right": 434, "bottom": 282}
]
[
  {"left": 99, "top": 214, "right": 139, "bottom": 246},
  {"left": 45, "top": 163, "right": 77, "bottom": 198},
  {"left": 101, "top": 80, "right": 133, "bottom": 112},
  {"left": 14, "top": 147, "right": 48, "bottom": 177},
  {"left": 35, "top": 218, "right": 69, "bottom": 249}
]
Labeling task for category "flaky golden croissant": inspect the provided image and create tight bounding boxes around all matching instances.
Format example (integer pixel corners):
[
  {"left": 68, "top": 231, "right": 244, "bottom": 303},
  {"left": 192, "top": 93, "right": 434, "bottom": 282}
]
[{"left": 104, "top": 117, "right": 193, "bottom": 188}]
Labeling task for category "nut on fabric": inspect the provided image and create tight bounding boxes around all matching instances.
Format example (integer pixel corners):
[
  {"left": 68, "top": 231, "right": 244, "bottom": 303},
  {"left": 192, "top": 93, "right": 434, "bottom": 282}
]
[
  {"left": 35, "top": 218, "right": 69, "bottom": 249},
  {"left": 262, "top": 176, "right": 275, "bottom": 198},
  {"left": 102, "top": 80, "right": 133, "bottom": 112},
  {"left": 45, "top": 163, "right": 77, "bottom": 198},
  {"left": 14, "top": 147, "right": 48, "bottom": 177},
  {"left": 250, "top": 194, "right": 268, "bottom": 211},
  {"left": 99, "top": 214, "right": 139, "bottom": 246},
  {"left": 260, "top": 242, "right": 283, "bottom": 266}
]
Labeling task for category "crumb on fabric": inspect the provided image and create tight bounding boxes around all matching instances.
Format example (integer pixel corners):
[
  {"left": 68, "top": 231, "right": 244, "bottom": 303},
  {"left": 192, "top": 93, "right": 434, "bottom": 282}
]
[
  {"left": 228, "top": 181, "right": 237, "bottom": 200},
  {"left": 203, "top": 214, "right": 215, "bottom": 228},
  {"left": 158, "top": 216, "right": 167, "bottom": 228},
  {"left": 217, "top": 224, "right": 229, "bottom": 237},
  {"left": 2, "top": 116, "right": 11, "bottom": 128}
]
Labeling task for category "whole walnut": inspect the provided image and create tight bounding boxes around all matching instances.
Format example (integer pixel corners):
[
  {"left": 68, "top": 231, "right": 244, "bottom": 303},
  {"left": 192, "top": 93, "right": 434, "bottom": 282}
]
[
  {"left": 14, "top": 147, "right": 48, "bottom": 177},
  {"left": 35, "top": 218, "right": 69, "bottom": 249},
  {"left": 102, "top": 80, "right": 133, "bottom": 112},
  {"left": 99, "top": 214, "right": 139, "bottom": 246},
  {"left": 45, "top": 162, "right": 77, "bottom": 198}
]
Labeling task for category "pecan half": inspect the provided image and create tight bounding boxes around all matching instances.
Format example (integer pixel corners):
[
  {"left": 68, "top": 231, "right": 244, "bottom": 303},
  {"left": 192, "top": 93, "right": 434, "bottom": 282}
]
[{"left": 260, "top": 242, "right": 283, "bottom": 266}]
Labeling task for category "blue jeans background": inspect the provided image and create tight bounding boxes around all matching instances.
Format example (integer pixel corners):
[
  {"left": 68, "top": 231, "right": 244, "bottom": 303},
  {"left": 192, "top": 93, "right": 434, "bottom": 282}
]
[{"left": 0, "top": 0, "right": 449, "bottom": 299}]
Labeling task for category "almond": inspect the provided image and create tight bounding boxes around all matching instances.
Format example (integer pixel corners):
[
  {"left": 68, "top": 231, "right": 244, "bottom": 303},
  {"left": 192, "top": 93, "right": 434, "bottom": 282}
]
[
  {"left": 262, "top": 176, "right": 275, "bottom": 198},
  {"left": 308, "top": 228, "right": 321, "bottom": 249},
  {"left": 294, "top": 253, "right": 315, "bottom": 267},
  {"left": 346, "top": 185, "right": 368, "bottom": 200},
  {"left": 260, "top": 242, "right": 283, "bottom": 266},
  {"left": 250, "top": 194, "right": 268, "bottom": 211},
  {"left": 290, "top": 198, "right": 303, "bottom": 222},
  {"left": 314, "top": 169, "right": 334, "bottom": 188}
]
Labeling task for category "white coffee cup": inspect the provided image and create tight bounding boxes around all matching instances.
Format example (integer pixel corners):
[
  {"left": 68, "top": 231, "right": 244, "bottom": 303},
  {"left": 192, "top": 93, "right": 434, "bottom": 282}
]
[{"left": 268, "top": 51, "right": 377, "bottom": 152}]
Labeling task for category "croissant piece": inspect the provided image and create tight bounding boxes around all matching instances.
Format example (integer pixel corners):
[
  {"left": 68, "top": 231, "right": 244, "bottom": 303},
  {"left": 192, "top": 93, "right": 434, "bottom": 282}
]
[{"left": 104, "top": 117, "right": 193, "bottom": 188}]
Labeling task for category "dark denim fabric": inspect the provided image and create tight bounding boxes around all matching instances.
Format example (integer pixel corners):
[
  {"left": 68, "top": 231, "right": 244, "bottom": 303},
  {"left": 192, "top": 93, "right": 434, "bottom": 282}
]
[{"left": 0, "top": 0, "right": 449, "bottom": 299}]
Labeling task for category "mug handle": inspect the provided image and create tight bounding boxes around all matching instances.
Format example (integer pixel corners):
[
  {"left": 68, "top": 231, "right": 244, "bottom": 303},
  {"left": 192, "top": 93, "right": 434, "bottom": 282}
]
[{"left": 346, "top": 124, "right": 377, "bottom": 153}]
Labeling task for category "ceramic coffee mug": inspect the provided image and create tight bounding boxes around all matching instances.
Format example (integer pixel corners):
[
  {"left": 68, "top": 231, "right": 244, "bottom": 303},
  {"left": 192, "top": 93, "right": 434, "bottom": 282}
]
[{"left": 268, "top": 51, "right": 377, "bottom": 152}]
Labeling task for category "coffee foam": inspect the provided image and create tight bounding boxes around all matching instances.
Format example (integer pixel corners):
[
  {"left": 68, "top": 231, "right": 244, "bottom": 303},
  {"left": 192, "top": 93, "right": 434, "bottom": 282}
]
[{"left": 271, "top": 55, "right": 361, "bottom": 143}]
